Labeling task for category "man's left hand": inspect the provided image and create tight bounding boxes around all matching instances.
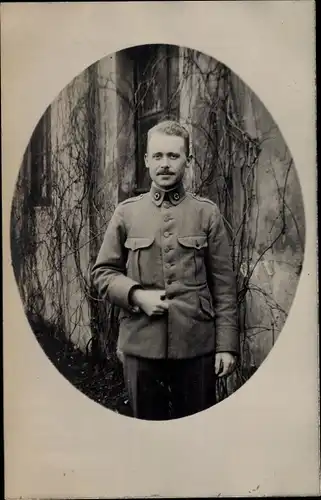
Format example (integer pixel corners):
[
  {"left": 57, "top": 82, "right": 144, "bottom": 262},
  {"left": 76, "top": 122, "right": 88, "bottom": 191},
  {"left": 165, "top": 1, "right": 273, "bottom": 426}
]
[{"left": 215, "top": 352, "right": 237, "bottom": 377}]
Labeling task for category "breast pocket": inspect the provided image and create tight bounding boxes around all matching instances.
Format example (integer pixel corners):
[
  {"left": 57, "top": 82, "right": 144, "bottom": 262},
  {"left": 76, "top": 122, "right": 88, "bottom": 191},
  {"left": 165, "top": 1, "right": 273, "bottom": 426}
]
[
  {"left": 177, "top": 235, "right": 208, "bottom": 285},
  {"left": 124, "top": 237, "right": 155, "bottom": 284}
]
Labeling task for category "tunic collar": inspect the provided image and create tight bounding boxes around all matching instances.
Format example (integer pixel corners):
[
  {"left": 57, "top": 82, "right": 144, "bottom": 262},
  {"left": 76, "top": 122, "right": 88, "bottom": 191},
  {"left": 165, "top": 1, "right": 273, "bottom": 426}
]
[{"left": 150, "top": 182, "right": 186, "bottom": 206}]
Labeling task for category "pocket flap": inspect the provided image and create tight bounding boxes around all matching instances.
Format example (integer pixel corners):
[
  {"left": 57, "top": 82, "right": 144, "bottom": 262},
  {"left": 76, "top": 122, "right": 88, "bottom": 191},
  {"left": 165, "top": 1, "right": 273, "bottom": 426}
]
[
  {"left": 178, "top": 235, "right": 208, "bottom": 249},
  {"left": 199, "top": 295, "right": 215, "bottom": 318},
  {"left": 125, "top": 237, "right": 154, "bottom": 251}
]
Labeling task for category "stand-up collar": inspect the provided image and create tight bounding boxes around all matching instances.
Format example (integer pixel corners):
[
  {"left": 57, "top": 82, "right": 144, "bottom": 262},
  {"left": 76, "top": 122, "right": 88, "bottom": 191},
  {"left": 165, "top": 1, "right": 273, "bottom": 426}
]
[{"left": 150, "top": 182, "right": 186, "bottom": 206}]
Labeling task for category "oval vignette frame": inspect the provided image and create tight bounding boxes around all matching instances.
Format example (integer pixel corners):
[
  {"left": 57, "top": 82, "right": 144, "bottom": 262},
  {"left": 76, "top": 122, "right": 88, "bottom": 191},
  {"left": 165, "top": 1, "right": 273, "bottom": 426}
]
[{"left": 10, "top": 43, "right": 306, "bottom": 420}]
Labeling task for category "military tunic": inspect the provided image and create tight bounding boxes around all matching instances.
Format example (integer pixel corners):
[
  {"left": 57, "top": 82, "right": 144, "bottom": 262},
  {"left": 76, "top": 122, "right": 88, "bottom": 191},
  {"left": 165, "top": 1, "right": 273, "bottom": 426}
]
[{"left": 92, "top": 182, "right": 239, "bottom": 360}]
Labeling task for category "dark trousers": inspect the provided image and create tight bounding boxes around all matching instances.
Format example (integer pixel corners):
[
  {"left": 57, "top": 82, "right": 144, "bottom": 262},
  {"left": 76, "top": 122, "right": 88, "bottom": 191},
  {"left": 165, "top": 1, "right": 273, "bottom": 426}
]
[{"left": 122, "top": 353, "right": 216, "bottom": 420}]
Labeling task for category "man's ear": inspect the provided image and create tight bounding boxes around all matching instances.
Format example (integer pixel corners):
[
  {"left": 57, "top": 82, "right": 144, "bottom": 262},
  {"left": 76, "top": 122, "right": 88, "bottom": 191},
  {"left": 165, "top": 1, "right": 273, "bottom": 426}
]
[
  {"left": 186, "top": 154, "right": 193, "bottom": 167},
  {"left": 144, "top": 153, "right": 149, "bottom": 169}
]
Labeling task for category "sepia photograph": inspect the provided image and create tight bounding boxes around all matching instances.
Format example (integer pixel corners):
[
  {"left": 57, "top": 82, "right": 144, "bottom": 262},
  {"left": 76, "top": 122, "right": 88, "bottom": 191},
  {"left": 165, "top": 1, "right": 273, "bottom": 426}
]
[
  {"left": 3, "top": 1, "right": 318, "bottom": 497},
  {"left": 11, "top": 43, "right": 305, "bottom": 421}
]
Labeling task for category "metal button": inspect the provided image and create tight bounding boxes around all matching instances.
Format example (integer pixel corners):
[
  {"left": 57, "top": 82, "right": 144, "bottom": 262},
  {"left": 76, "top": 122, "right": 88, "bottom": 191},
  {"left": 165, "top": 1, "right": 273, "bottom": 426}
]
[
  {"left": 165, "top": 263, "right": 171, "bottom": 269},
  {"left": 164, "top": 231, "right": 170, "bottom": 238},
  {"left": 154, "top": 192, "right": 161, "bottom": 200},
  {"left": 164, "top": 247, "right": 170, "bottom": 253},
  {"left": 164, "top": 215, "right": 170, "bottom": 222}
]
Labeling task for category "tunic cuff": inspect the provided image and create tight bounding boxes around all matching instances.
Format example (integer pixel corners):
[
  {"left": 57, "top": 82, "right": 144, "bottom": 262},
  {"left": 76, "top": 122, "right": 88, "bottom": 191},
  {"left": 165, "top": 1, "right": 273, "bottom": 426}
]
[
  {"left": 215, "top": 328, "right": 240, "bottom": 356},
  {"left": 108, "top": 275, "right": 142, "bottom": 312},
  {"left": 128, "top": 284, "right": 143, "bottom": 313}
]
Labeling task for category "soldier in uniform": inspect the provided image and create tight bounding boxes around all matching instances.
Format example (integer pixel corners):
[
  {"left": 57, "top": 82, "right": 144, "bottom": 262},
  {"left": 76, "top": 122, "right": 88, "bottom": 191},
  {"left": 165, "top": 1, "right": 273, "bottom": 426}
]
[{"left": 92, "top": 120, "right": 239, "bottom": 420}]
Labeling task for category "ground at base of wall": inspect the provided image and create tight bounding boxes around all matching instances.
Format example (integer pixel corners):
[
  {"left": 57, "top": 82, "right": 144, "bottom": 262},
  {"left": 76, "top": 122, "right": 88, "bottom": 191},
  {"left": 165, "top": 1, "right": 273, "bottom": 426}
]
[
  {"left": 29, "top": 317, "right": 133, "bottom": 417},
  {"left": 27, "top": 315, "right": 255, "bottom": 418}
]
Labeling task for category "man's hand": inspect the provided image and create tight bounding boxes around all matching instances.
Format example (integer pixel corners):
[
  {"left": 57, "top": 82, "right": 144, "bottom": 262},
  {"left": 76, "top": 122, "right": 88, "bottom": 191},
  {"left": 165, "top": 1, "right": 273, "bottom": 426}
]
[
  {"left": 215, "top": 352, "right": 237, "bottom": 377},
  {"left": 131, "top": 289, "right": 169, "bottom": 317}
]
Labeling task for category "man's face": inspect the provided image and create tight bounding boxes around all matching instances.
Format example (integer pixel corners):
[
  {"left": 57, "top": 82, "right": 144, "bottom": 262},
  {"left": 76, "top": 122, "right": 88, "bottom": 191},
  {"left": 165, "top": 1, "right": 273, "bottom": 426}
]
[{"left": 144, "top": 132, "right": 190, "bottom": 189}]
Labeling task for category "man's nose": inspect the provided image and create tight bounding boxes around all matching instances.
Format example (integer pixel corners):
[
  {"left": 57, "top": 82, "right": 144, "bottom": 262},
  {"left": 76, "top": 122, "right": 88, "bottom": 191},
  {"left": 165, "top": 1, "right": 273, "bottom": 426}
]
[{"left": 161, "top": 157, "right": 170, "bottom": 167}]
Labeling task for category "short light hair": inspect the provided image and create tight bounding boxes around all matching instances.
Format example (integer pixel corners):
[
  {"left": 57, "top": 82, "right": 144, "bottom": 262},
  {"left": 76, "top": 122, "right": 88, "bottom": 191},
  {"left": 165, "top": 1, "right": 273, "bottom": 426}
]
[{"left": 147, "top": 120, "right": 190, "bottom": 156}]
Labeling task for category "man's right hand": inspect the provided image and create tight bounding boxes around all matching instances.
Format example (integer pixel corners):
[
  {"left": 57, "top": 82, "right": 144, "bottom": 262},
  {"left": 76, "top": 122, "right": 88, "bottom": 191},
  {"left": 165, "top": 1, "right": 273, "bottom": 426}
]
[{"left": 131, "top": 289, "right": 169, "bottom": 317}]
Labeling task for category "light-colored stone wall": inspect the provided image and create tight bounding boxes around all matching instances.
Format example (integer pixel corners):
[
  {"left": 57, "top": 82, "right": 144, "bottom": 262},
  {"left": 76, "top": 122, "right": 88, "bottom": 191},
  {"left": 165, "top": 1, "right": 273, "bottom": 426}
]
[
  {"left": 12, "top": 47, "right": 305, "bottom": 368},
  {"left": 232, "top": 74, "right": 305, "bottom": 365},
  {"left": 49, "top": 71, "right": 92, "bottom": 349}
]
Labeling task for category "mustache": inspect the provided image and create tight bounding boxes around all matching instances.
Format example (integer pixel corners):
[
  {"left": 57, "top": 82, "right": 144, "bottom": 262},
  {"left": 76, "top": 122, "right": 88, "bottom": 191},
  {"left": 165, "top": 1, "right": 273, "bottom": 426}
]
[{"left": 157, "top": 169, "right": 175, "bottom": 175}]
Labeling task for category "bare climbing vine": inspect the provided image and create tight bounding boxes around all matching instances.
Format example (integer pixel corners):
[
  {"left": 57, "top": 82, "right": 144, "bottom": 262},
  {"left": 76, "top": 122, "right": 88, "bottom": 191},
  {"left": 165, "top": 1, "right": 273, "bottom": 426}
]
[{"left": 10, "top": 47, "right": 304, "bottom": 408}]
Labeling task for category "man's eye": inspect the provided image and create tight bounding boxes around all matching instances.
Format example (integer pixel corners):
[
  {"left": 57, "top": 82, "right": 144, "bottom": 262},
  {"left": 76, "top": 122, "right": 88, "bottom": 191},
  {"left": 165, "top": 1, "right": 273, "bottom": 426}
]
[
  {"left": 169, "top": 154, "right": 179, "bottom": 159},
  {"left": 154, "top": 154, "right": 162, "bottom": 160}
]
